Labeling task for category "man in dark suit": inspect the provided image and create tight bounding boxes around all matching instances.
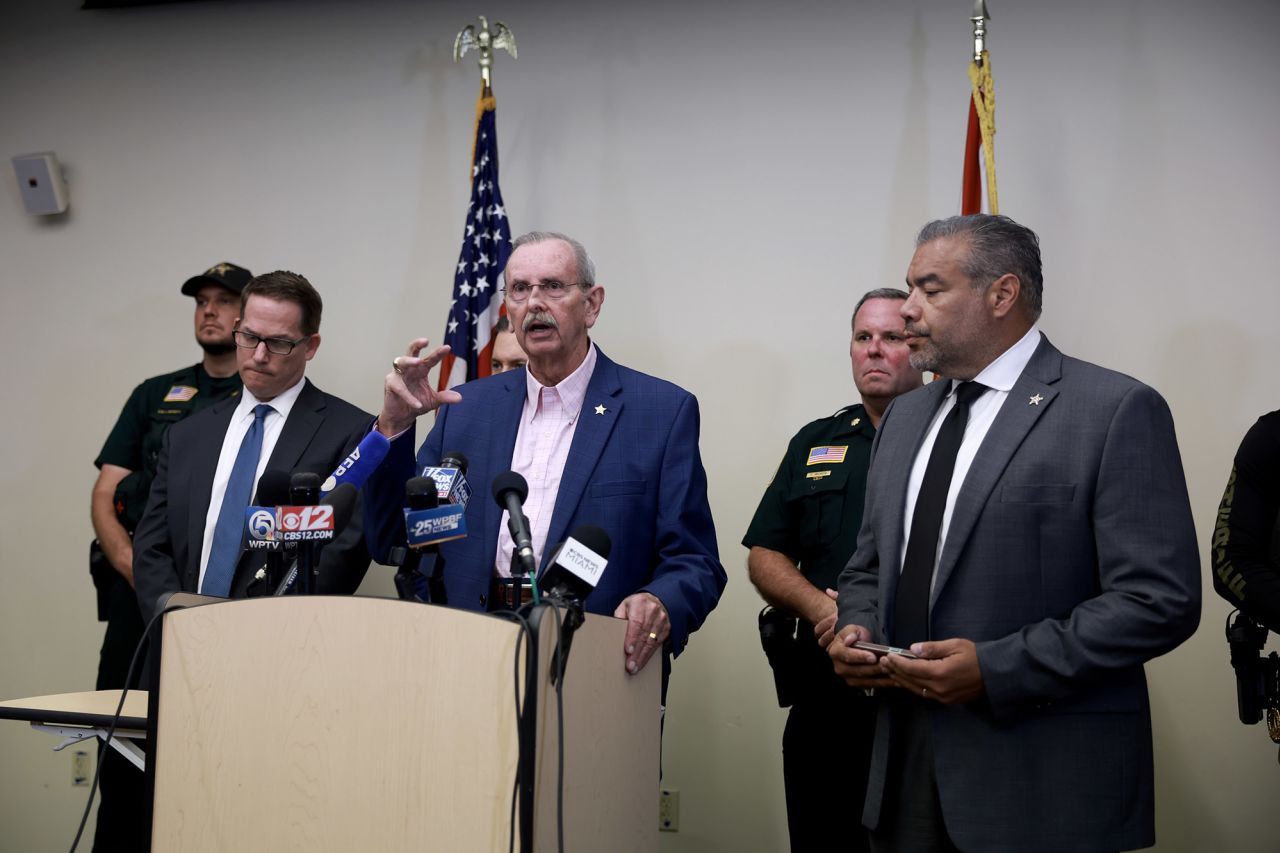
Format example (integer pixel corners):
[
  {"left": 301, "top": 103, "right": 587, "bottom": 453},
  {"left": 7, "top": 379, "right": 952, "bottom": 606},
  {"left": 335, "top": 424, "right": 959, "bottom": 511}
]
[
  {"left": 824, "top": 215, "right": 1200, "bottom": 852},
  {"left": 363, "top": 231, "right": 725, "bottom": 678},
  {"left": 134, "top": 271, "right": 372, "bottom": 623}
]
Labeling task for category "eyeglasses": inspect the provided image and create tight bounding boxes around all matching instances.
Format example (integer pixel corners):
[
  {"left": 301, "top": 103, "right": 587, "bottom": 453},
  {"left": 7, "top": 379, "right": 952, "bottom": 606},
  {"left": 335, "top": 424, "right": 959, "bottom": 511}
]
[
  {"left": 233, "top": 329, "right": 309, "bottom": 355},
  {"left": 501, "top": 281, "right": 587, "bottom": 304}
]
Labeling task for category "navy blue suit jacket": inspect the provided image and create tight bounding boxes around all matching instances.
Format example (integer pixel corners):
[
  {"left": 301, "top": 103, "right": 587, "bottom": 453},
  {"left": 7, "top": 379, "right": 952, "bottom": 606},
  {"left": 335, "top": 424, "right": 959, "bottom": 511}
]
[{"left": 364, "top": 348, "right": 725, "bottom": 656}]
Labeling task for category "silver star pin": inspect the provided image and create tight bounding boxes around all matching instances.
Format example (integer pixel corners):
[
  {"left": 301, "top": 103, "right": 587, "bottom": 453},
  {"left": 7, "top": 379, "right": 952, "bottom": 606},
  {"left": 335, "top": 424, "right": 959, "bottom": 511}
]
[
  {"left": 851, "top": 417, "right": 861, "bottom": 426},
  {"left": 1029, "top": 394, "right": 1044, "bottom": 406},
  {"left": 594, "top": 404, "right": 607, "bottom": 415}
]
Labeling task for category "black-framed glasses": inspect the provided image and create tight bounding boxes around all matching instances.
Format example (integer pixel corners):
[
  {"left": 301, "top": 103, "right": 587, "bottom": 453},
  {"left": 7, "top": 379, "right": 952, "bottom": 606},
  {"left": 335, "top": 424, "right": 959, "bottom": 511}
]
[
  {"left": 501, "top": 281, "right": 588, "bottom": 304},
  {"left": 233, "top": 329, "right": 309, "bottom": 355}
]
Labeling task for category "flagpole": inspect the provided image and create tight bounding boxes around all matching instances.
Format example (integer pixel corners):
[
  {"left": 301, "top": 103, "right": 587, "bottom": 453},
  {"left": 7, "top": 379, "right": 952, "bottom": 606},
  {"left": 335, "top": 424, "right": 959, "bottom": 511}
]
[
  {"left": 436, "top": 17, "right": 517, "bottom": 392},
  {"left": 961, "top": 1, "right": 998, "bottom": 215}
]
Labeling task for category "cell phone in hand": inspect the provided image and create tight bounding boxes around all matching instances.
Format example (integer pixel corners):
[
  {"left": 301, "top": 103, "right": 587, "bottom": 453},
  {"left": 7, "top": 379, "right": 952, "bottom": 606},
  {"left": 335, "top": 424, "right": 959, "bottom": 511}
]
[{"left": 853, "top": 641, "right": 919, "bottom": 660}]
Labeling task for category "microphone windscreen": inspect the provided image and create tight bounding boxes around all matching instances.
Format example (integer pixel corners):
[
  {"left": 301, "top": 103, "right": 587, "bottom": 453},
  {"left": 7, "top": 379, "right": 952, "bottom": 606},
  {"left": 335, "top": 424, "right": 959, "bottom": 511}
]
[
  {"left": 567, "top": 524, "right": 612, "bottom": 560},
  {"left": 256, "top": 469, "right": 293, "bottom": 506},
  {"left": 440, "top": 450, "right": 469, "bottom": 474},
  {"left": 492, "top": 470, "right": 529, "bottom": 505},
  {"left": 406, "top": 476, "right": 440, "bottom": 510},
  {"left": 291, "top": 471, "right": 322, "bottom": 491}
]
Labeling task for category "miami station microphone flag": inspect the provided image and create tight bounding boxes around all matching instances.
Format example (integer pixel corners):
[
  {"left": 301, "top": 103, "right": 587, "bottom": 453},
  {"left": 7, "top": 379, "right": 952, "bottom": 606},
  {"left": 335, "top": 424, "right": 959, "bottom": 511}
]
[{"left": 437, "top": 86, "right": 514, "bottom": 391}]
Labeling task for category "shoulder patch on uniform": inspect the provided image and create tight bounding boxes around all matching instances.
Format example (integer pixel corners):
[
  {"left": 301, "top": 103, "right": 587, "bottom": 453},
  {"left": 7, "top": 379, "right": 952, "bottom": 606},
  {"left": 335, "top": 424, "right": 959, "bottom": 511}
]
[
  {"left": 806, "top": 445, "right": 848, "bottom": 465},
  {"left": 163, "top": 385, "right": 198, "bottom": 403}
]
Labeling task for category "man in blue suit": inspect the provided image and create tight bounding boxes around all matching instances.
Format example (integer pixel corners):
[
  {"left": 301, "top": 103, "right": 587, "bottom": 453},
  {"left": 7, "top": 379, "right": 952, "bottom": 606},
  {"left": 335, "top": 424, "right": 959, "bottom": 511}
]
[{"left": 364, "top": 231, "right": 725, "bottom": 678}]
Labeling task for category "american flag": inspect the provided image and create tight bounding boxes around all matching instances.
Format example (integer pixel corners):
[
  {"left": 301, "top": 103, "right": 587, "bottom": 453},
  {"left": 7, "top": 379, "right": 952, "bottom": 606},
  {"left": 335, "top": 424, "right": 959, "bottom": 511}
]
[
  {"left": 806, "top": 445, "right": 849, "bottom": 466},
  {"left": 437, "top": 93, "right": 513, "bottom": 391}
]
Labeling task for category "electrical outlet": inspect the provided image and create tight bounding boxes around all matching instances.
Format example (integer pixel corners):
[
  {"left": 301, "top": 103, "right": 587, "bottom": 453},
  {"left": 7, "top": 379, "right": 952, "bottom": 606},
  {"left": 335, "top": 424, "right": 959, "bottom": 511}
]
[
  {"left": 72, "top": 750, "right": 90, "bottom": 787},
  {"left": 659, "top": 788, "right": 679, "bottom": 832}
]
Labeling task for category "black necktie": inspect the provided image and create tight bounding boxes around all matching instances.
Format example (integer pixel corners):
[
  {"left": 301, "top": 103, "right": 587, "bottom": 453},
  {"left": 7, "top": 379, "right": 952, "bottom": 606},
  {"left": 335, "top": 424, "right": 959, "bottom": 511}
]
[{"left": 894, "top": 381, "right": 987, "bottom": 647}]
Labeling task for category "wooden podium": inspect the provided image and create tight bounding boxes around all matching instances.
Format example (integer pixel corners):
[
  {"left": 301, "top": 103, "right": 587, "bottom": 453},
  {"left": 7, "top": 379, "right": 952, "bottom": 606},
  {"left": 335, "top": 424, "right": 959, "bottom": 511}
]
[{"left": 147, "top": 596, "right": 658, "bottom": 852}]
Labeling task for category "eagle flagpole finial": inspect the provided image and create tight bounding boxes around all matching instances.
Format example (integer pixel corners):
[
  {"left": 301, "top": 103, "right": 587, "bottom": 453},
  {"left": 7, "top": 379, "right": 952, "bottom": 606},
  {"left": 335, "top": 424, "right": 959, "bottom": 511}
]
[{"left": 454, "top": 15, "right": 518, "bottom": 93}]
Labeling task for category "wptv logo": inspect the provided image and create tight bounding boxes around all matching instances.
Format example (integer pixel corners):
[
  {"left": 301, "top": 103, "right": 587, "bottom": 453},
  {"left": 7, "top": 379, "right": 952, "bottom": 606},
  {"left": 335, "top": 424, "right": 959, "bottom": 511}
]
[{"left": 245, "top": 504, "right": 337, "bottom": 548}]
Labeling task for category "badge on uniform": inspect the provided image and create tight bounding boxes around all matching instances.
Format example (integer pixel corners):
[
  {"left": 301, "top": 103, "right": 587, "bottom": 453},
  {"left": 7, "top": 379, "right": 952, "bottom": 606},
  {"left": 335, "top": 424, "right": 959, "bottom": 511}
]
[
  {"left": 806, "top": 445, "right": 847, "bottom": 466},
  {"left": 163, "top": 385, "right": 198, "bottom": 403}
]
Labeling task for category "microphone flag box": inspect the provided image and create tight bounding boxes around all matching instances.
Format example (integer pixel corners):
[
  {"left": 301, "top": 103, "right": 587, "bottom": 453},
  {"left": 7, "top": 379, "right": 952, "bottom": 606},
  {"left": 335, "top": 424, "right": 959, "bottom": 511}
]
[
  {"left": 276, "top": 504, "right": 337, "bottom": 542},
  {"left": 421, "top": 466, "right": 472, "bottom": 508},
  {"left": 322, "top": 431, "right": 391, "bottom": 495},
  {"left": 557, "top": 536, "right": 608, "bottom": 587},
  {"left": 244, "top": 506, "right": 282, "bottom": 550},
  {"left": 404, "top": 504, "right": 468, "bottom": 547}
]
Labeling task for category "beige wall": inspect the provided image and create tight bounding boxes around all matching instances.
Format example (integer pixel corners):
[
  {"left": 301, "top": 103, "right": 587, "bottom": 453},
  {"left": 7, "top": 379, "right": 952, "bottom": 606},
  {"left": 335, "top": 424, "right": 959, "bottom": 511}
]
[{"left": 1, "top": 0, "right": 1277, "bottom": 850}]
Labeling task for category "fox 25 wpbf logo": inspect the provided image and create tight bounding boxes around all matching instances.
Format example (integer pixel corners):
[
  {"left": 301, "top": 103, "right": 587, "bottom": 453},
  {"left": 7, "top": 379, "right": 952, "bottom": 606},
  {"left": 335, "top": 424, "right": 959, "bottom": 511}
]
[{"left": 277, "top": 505, "right": 336, "bottom": 542}]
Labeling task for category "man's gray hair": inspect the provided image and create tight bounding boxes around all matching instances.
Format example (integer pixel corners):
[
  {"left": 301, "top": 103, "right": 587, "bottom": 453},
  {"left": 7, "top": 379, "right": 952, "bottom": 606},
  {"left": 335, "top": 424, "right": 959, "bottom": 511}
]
[
  {"left": 916, "top": 214, "right": 1043, "bottom": 319},
  {"left": 851, "top": 287, "right": 909, "bottom": 329},
  {"left": 508, "top": 231, "right": 597, "bottom": 286}
]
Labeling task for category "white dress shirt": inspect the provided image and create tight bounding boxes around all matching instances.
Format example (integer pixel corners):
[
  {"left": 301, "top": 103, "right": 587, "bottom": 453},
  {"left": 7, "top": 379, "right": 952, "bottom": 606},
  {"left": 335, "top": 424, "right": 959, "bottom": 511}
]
[
  {"left": 197, "top": 377, "right": 306, "bottom": 591},
  {"left": 899, "top": 326, "right": 1042, "bottom": 585}
]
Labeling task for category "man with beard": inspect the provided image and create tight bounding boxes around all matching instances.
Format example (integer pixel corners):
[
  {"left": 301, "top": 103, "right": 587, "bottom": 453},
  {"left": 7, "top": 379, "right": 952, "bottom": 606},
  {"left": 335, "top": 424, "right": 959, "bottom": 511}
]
[
  {"left": 89, "top": 262, "right": 250, "bottom": 852},
  {"left": 744, "top": 288, "right": 922, "bottom": 853},
  {"left": 823, "top": 215, "right": 1200, "bottom": 852}
]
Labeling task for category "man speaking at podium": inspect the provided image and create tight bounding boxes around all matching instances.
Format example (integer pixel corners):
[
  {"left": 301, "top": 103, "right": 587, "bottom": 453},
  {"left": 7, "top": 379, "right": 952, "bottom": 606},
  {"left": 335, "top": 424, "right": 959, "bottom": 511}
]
[
  {"left": 363, "top": 231, "right": 726, "bottom": 681},
  {"left": 134, "top": 271, "right": 373, "bottom": 623}
]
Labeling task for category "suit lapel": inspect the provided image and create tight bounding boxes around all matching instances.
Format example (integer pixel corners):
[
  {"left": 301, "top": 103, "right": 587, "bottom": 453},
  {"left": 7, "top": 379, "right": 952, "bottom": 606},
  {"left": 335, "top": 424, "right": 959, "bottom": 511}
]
[
  {"left": 263, "top": 380, "right": 325, "bottom": 478},
  {"left": 931, "top": 337, "right": 1063, "bottom": 602},
  {"left": 186, "top": 396, "right": 238, "bottom": 588},
  {"left": 544, "top": 349, "right": 623, "bottom": 568}
]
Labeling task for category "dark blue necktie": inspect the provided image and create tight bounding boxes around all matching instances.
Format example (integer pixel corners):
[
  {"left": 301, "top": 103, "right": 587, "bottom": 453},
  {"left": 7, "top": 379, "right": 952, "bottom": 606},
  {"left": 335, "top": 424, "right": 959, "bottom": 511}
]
[
  {"left": 894, "top": 381, "right": 987, "bottom": 647},
  {"left": 202, "top": 404, "right": 273, "bottom": 596}
]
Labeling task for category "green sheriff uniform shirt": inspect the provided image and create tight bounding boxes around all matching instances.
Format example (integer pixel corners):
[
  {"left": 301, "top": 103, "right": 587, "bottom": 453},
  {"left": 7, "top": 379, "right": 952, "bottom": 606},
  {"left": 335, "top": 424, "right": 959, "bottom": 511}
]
[
  {"left": 743, "top": 403, "right": 875, "bottom": 701},
  {"left": 95, "top": 363, "right": 242, "bottom": 533}
]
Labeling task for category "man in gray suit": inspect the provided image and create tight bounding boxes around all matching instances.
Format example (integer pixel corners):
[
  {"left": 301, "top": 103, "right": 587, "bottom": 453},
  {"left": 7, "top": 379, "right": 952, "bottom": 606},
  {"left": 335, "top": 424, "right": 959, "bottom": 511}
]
[{"left": 824, "top": 214, "right": 1200, "bottom": 852}]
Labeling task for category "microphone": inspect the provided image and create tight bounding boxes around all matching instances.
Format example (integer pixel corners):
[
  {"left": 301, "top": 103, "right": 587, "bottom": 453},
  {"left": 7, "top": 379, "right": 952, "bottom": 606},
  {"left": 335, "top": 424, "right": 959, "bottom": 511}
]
[
  {"left": 320, "top": 430, "right": 391, "bottom": 496},
  {"left": 285, "top": 472, "right": 323, "bottom": 594},
  {"left": 245, "top": 469, "right": 294, "bottom": 590},
  {"left": 541, "top": 525, "right": 613, "bottom": 685},
  {"left": 289, "top": 471, "right": 322, "bottom": 506},
  {"left": 422, "top": 449, "right": 471, "bottom": 507},
  {"left": 256, "top": 469, "right": 293, "bottom": 507},
  {"left": 272, "top": 483, "right": 359, "bottom": 596},
  {"left": 403, "top": 478, "right": 468, "bottom": 549},
  {"left": 542, "top": 524, "right": 612, "bottom": 605},
  {"left": 391, "top": 477, "right": 444, "bottom": 603},
  {"left": 492, "top": 471, "right": 537, "bottom": 577}
]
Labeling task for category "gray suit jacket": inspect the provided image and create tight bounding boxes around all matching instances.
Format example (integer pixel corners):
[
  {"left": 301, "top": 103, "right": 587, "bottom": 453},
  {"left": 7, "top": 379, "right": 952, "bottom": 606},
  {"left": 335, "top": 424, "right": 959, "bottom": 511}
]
[{"left": 837, "top": 335, "right": 1200, "bottom": 852}]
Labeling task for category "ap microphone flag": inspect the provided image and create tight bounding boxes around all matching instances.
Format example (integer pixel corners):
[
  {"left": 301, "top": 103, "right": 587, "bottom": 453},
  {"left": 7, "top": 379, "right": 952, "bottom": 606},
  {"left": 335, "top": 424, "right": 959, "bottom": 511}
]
[{"left": 321, "top": 430, "right": 391, "bottom": 496}]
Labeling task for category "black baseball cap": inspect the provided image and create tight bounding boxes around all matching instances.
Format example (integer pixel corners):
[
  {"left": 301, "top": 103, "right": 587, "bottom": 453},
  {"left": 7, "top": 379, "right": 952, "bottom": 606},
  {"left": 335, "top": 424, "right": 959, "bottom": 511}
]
[{"left": 181, "top": 262, "right": 253, "bottom": 296}]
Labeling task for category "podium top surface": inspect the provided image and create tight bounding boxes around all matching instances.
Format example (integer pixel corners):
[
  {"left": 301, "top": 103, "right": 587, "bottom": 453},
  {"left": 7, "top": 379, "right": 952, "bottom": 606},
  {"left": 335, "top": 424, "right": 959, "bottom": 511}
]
[{"left": 0, "top": 690, "right": 148, "bottom": 731}]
